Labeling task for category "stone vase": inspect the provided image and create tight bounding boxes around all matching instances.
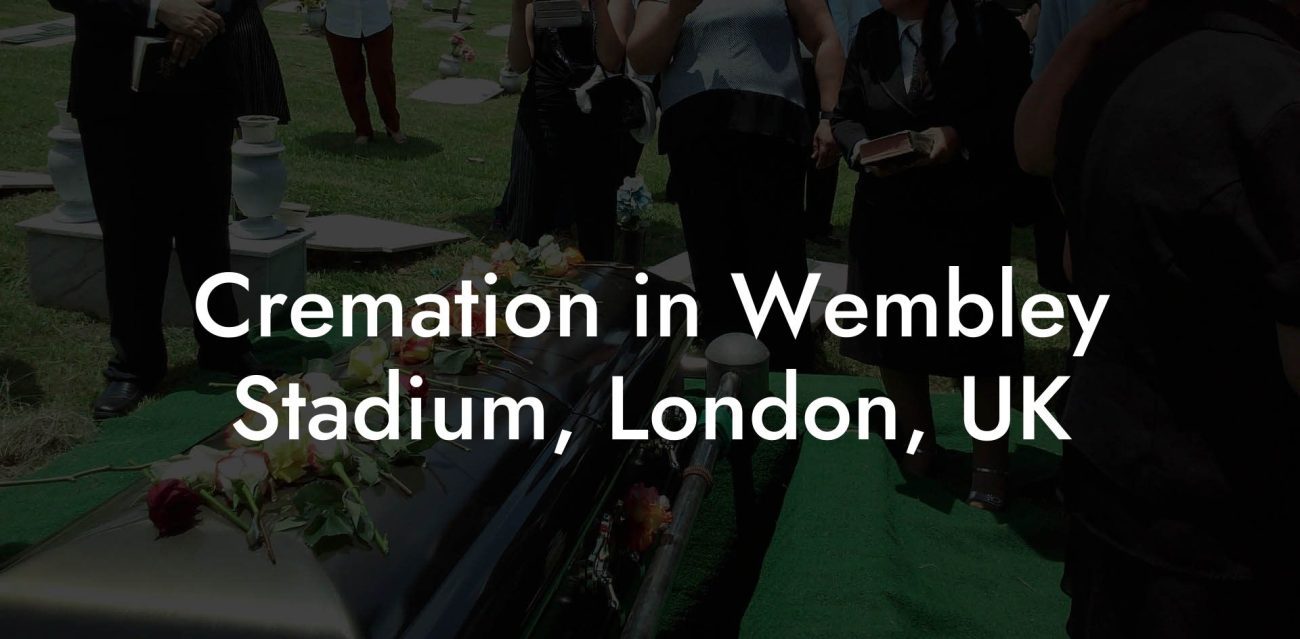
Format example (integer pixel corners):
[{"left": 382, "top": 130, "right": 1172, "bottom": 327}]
[
  {"left": 305, "top": 7, "right": 326, "bottom": 32},
  {"left": 499, "top": 67, "right": 523, "bottom": 94},
  {"left": 48, "top": 100, "right": 95, "bottom": 224},
  {"left": 237, "top": 114, "right": 279, "bottom": 144},
  {"left": 230, "top": 140, "right": 288, "bottom": 240},
  {"left": 439, "top": 54, "right": 462, "bottom": 78}
]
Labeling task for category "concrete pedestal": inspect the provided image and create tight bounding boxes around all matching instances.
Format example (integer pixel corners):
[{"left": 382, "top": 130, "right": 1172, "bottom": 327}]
[{"left": 17, "top": 212, "right": 313, "bottom": 327}]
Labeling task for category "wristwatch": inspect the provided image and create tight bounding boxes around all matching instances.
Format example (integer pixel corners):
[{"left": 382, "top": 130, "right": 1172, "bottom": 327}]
[{"left": 818, "top": 110, "right": 835, "bottom": 120}]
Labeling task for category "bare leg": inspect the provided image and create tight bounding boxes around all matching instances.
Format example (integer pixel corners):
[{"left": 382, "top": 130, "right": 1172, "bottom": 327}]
[
  {"left": 968, "top": 375, "right": 1009, "bottom": 510},
  {"left": 880, "top": 367, "right": 936, "bottom": 476}
]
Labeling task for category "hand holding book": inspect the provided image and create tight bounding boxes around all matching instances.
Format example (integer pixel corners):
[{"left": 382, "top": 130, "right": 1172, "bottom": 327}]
[{"left": 853, "top": 126, "right": 961, "bottom": 177}]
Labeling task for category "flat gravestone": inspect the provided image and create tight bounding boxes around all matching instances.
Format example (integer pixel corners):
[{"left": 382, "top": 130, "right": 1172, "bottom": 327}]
[
  {"left": 0, "top": 170, "right": 53, "bottom": 192},
  {"left": 648, "top": 251, "right": 848, "bottom": 328},
  {"left": 301, "top": 214, "right": 467, "bottom": 253},
  {"left": 17, "top": 212, "right": 312, "bottom": 327},
  {"left": 422, "top": 17, "right": 474, "bottom": 32},
  {"left": 486, "top": 24, "right": 512, "bottom": 38},
  {"left": 267, "top": 1, "right": 300, "bottom": 13},
  {"left": 409, "top": 78, "right": 502, "bottom": 105},
  {"left": 0, "top": 17, "right": 75, "bottom": 48}
]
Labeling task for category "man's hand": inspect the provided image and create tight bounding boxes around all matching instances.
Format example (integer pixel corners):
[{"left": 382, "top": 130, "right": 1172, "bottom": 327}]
[
  {"left": 811, "top": 119, "right": 840, "bottom": 170},
  {"left": 169, "top": 32, "right": 204, "bottom": 68},
  {"left": 157, "top": 0, "right": 224, "bottom": 43}
]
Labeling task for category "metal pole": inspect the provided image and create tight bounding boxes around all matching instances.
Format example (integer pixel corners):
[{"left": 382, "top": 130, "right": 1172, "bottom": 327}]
[
  {"left": 622, "top": 372, "right": 738, "bottom": 639},
  {"left": 623, "top": 333, "right": 769, "bottom": 639}
]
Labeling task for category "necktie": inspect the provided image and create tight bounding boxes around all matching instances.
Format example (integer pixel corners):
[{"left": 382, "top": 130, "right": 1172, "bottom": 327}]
[{"left": 906, "top": 24, "right": 932, "bottom": 102}]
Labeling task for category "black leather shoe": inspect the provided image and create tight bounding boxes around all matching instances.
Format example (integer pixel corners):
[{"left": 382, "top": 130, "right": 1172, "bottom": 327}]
[
  {"left": 198, "top": 352, "right": 285, "bottom": 379},
  {"left": 92, "top": 381, "right": 150, "bottom": 421}
]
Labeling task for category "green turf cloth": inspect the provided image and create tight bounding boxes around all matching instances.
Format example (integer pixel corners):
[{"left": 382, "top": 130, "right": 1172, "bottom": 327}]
[
  {"left": 740, "top": 374, "right": 1069, "bottom": 639},
  {"left": 0, "top": 329, "right": 357, "bottom": 561}
]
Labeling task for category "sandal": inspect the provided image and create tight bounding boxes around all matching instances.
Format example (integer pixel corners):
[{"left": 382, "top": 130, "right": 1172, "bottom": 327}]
[{"left": 967, "top": 466, "right": 1008, "bottom": 511}]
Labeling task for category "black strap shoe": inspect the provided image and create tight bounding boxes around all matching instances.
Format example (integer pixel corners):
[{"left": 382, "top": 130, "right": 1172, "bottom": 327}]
[{"left": 92, "top": 380, "right": 150, "bottom": 421}]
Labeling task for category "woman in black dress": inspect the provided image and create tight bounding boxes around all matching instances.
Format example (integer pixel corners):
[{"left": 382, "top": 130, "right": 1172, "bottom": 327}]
[
  {"left": 832, "top": 0, "right": 1030, "bottom": 509},
  {"left": 507, "top": 0, "right": 633, "bottom": 260},
  {"left": 230, "top": 0, "right": 291, "bottom": 125}
]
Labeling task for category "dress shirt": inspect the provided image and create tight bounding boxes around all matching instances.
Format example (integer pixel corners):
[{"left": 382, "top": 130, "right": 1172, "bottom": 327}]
[{"left": 325, "top": 0, "right": 392, "bottom": 39}]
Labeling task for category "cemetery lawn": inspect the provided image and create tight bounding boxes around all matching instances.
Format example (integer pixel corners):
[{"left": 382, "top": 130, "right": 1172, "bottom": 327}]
[{"left": 0, "top": 1, "right": 1066, "bottom": 634}]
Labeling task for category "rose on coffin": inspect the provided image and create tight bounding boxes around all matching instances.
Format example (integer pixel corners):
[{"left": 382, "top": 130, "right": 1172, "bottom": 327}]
[
  {"left": 48, "top": 99, "right": 95, "bottom": 224},
  {"left": 231, "top": 121, "right": 289, "bottom": 240}
]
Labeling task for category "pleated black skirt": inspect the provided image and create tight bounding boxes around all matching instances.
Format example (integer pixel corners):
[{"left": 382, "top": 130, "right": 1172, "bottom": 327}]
[{"left": 229, "top": 3, "right": 291, "bottom": 124}]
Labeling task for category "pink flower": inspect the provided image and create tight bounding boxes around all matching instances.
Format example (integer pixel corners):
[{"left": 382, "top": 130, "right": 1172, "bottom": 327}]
[
  {"left": 621, "top": 483, "right": 673, "bottom": 552},
  {"left": 401, "top": 371, "right": 428, "bottom": 399},
  {"left": 398, "top": 336, "right": 435, "bottom": 365}
]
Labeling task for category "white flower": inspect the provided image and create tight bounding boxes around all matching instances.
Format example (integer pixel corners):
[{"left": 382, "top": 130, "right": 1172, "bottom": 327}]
[
  {"left": 310, "top": 439, "right": 351, "bottom": 468},
  {"left": 301, "top": 372, "right": 343, "bottom": 398},
  {"left": 151, "top": 445, "right": 224, "bottom": 487},
  {"left": 490, "top": 241, "right": 516, "bottom": 263},
  {"left": 538, "top": 234, "right": 556, "bottom": 249},
  {"left": 215, "top": 448, "right": 271, "bottom": 494},
  {"left": 461, "top": 255, "right": 495, "bottom": 293},
  {"left": 621, "top": 175, "right": 646, "bottom": 192},
  {"left": 345, "top": 338, "right": 389, "bottom": 385}
]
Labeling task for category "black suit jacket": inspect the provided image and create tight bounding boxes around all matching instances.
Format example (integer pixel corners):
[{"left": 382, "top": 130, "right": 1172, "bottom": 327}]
[
  {"left": 51, "top": 0, "right": 236, "bottom": 122},
  {"left": 830, "top": 2, "right": 1030, "bottom": 220}
]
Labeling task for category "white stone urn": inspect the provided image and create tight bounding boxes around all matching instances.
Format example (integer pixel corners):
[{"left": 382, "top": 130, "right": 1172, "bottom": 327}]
[
  {"left": 439, "top": 54, "right": 462, "bottom": 78},
  {"left": 305, "top": 7, "right": 326, "bottom": 32},
  {"left": 48, "top": 100, "right": 95, "bottom": 224},
  {"left": 458, "top": 0, "right": 473, "bottom": 15},
  {"left": 237, "top": 114, "right": 279, "bottom": 144},
  {"left": 230, "top": 139, "right": 288, "bottom": 240},
  {"left": 499, "top": 67, "right": 523, "bottom": 94}
]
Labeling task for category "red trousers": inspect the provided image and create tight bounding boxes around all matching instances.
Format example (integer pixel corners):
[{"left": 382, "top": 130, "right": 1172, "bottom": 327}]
[{"left": 325, "top": 25, "right": 400, "bottom": 137}]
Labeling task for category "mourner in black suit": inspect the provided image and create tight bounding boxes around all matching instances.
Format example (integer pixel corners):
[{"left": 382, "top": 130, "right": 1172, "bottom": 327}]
[
  {"left": 50, "top": 0, "right": 273, "bottom": 419},
  {"left": 832, "top": 0, "right": 1030, "bottom": 509}
]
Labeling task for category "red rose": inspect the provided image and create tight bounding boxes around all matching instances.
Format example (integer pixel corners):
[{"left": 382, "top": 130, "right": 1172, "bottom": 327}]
[
  {"left": 401, "top": 371, "right": 429, "bottom": 399},
  {"left": 147, "top": 478, "right": 202, "bottom": 537}
]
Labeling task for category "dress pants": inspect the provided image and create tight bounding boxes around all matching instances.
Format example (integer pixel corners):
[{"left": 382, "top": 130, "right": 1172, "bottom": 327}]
[
  {"left": 78, "top": 94, "right": 249, "bottom": 385},
  {"left": 668, "top": 132, "right": 813, "bottom": 369},
  {"left": 325, "top": 25, "right": 400, "bottom": 137}
]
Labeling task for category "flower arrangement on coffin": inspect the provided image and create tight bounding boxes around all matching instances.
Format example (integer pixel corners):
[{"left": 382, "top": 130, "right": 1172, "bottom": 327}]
[
  {"left": 143, "top": 368, "right": 456, "bottom": 560},
  {"left": 617, "top": 482, "right": 673, "bottom": 553},
  {"left": 0, "top": 238, "right": 601, "bottom": 559},
  {"left": 382, "top": 236, "right": 588, "bottom": 383}
]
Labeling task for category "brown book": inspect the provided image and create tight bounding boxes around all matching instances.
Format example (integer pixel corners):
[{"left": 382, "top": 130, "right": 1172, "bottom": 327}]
[{"left": 856, "top": 131, "right": 934, "bottom": 167}]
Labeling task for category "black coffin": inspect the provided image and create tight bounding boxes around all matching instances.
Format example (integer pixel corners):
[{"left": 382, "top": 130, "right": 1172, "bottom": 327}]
[{"left": 0, "top": 267, "right": 692, "bottom": 639}]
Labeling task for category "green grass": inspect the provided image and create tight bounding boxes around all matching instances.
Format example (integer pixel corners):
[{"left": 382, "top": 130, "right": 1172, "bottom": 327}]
[{"left": 0, "top": 1, "right": 1067, "bottom": 633}]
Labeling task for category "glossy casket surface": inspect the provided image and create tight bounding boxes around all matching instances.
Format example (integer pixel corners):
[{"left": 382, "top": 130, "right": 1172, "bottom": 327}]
[{"left": 0, "top": 267, "right": 691, "bottom": 638}]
